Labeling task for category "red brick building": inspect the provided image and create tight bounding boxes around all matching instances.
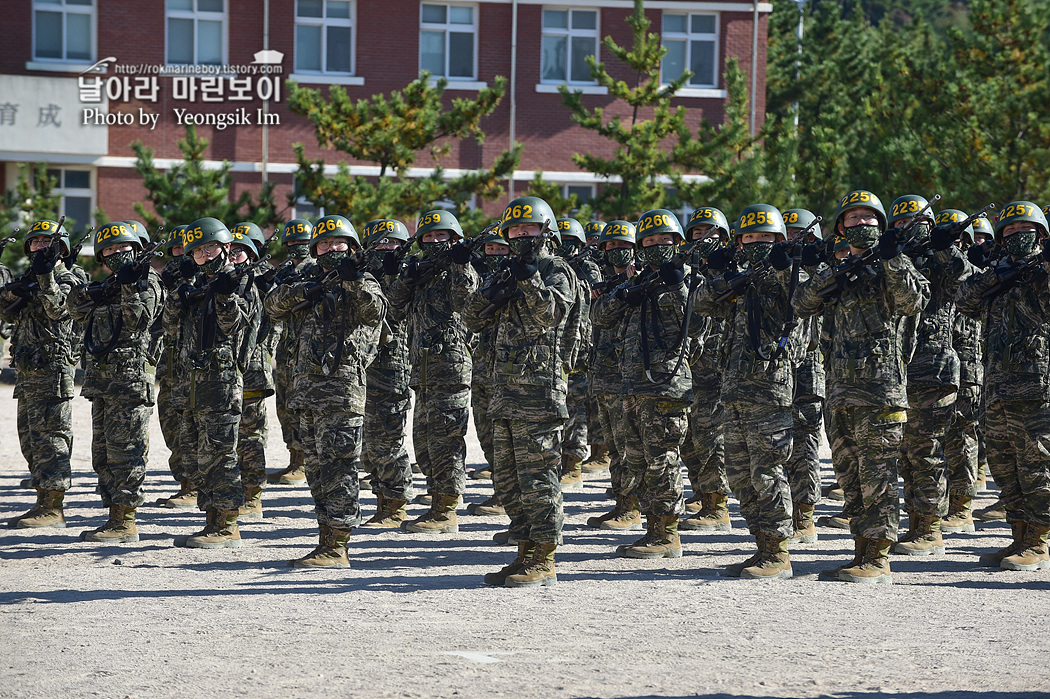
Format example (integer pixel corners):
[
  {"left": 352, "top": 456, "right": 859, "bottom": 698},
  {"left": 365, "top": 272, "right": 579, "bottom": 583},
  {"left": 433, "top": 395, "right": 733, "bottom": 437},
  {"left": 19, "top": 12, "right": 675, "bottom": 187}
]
[{"left": 1, "top": 0, "right": 770, "bottom": 233}]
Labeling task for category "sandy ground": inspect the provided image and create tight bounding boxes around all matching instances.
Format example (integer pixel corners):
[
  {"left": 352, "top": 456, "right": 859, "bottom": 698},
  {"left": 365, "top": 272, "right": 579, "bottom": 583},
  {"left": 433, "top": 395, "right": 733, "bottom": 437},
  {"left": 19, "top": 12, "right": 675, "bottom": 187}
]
[{"left": 1, "top": 383, "right": 1048, "bottom": 699}]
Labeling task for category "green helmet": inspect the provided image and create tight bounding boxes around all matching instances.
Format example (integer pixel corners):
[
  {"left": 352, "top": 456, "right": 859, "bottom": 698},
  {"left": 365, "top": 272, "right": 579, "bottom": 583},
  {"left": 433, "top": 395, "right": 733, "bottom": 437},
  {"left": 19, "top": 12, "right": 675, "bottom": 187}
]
[
  {"left": 93, "top": 221, "right": 143, "bottom": 263},
  {"left": 971, "top": 216, "right": 994, "bottom": 242},
  {"left": 123, "top": 220, "right": 150, "bottom": 247},
  {"left": 481, "top": 229, "right": 508, "bottom": 246},
  {"left": 281, "top": 218, "right": 313, "bottom": 244},
  {"left": 23, "top": 219, "right": 69, "bottom": 257},
  {"left": 230, "top": 222, "right": 265, "bottom": 260},
  {"left": 735, "top": 203, "right": 786, "bottom": 240},
  {"left": 499, "top": 196, "right": 558, "bottom": 236},
  {"left": 995, "top": 201, "right": 1049, "bottom": 240},
  {"left": 598, "top": 220, "right": 636, "bottom": 248},
  {"left": 166, "top": 225, "right": 187, "bottom": 254},
  {"left": 685, "top": 206, "right": 729, "bottom": 241},
  {"left": 310, "top": 214, "right": 360, "bottom": 255},
  {"left": 833, "top": 190, "right": 887, "bottom": 233},
  {"left": 416, "top": 210, "right": 463, "bottom": 240},
  {"left": 636, "top": 209, "right": 685, "bottom": 245},
  {"left": 934, "top": 209, "right": 974, "bottom": 246},
  {"left": 557, "top": 218, "right": 587, "bottom": 246},
  {"left": 888, "top": 195, "right": 934, "bottom": 227},
  {"left": 782, "top": 208, "right": 823, "bottom": 240},
  {"left": 363, "top": 219, "right": 410, "bottom": 247},
  {"left": 584, "top": 220, "right": 606, "bottom": 243},
  {"left": 182, "top": 217, "right": 233, "bottom": 256}
]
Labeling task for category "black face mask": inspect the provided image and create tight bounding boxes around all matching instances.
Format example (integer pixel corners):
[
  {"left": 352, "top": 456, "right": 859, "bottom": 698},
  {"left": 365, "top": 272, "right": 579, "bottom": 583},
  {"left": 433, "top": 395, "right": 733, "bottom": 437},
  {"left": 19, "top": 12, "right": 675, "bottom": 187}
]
[
  {"left": 844, "top": 224, "right": 881, "bottom": 249},
  {"left": 104, "top": 250, "right": 135, "bottom": 273},
  {"left": 557, "top": 242, "right": 581, "bottom": 259},
  {"left": 200, "top": 250, "right": 227, "bottom": 275},
  {"left": 692, "top": 238, "right": 720, "bottom": 259},
  {"left": 606, "top": 247, "right": 634, "bottom": 268},
  {"left": 318, "top": 249, "right": 347, "bottom": 270}
]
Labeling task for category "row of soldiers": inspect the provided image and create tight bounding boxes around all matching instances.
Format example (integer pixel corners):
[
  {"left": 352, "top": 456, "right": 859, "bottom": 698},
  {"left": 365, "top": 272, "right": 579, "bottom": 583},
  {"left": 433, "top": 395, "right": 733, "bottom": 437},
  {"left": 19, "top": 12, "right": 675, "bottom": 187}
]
[{"left": 3, "top": 190, "right": 1049, "bottom": 586}]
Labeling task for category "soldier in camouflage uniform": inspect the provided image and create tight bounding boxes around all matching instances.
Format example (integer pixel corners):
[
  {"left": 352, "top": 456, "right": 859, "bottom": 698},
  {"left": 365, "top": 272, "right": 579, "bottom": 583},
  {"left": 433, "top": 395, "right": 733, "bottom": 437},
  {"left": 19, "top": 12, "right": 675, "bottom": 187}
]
[
  {"left": 228, "top": 222, "right": 276, "bottom": 522},
  {"left": 887, "top": 195, "right": 973, "bottom": 557},
  {"left": 695, "top": 204, "right": 802, "bottom": 579},
  {"left": 555, "top": 217, "right": 603, "bottom": 489},
  {"left": 67, "top": 222, "right": 162, "bottom": 542},
  {"left": 794, "top": 190, "right": 930, "bottom": 584},
  {"left": 266, "top": 219, "right": 315, "bottom": 486},
  {"left": 580, "top": 220, "right": 611, "bottom": 475},
  {"left": 386, "top": 210, "right": 479, "bottom": 534},
  {"left": 2, "top": 220, "right": 81, "bottom": 529},
  {"left": 463, "top": 196, "right": 580, "bottom": 587},
  {"left": 957, "top": 202, "right": 1050, "bottom": 571},
  {"left": 154, "top": 225, "right": 200, "bottom": 509},
  {"left": 265, "top": 215, "right": 386, "bottom": 567},
  {"left": 465, "top": 229, "right": 511, "bottom": 517},
  {"left": 592, "top": 210, "right": 701, "bottom": 561},
  {"left": 936, "top": 211, "right": 982, "bottom": 535},
  {"left": 167, "top": 217, "right": 257, "bottom": 549},
  {"left": 358, "top": 219, "right": 414, "bottom": 528},
  {"left": 781, "top": 208, "right": 826, "bottom": 545},
  {"left": 585, "top": 221, "right": 642, "bottom": 531},
  {"left": 678, "top": 206, "right": 732, "bottom": 532}
]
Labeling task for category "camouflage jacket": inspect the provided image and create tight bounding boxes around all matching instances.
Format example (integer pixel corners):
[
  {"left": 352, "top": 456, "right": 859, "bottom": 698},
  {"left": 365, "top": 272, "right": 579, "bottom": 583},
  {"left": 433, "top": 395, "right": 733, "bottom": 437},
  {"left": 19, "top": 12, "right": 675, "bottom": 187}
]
[
  {"left": 241, "top": 273, "right": 278, "bottom": 399},
  {"left": 265, "top": 272, "right": 385, "bottom": 414},
  {"left": 462, "top": 250, "right": 578, "bottom": 420},
  {"left": 366, "top": 270, "right": 411, "bottom": 396},
  {"left": 956, "top": 255, "right": 1050, "bottom": 403},
  {"left": 904, "top": 246, "right": 973, "bottom": 391},
  {"left": 566, "top": 256, "right": 603, "bottom": 371},
  {"left": 793, "top": 254, "right": 930, "bottom": 408},
  {"left": 694, "top": 265, "right": 803, "bottom": 409},
  {"left": 0, "top": 265, "right": 81, "bottom": 400},
  {"left": 161, "top": 263, "right": 257, "bottom": 412},
  {"left": 591, "top": 267, "right": 697, "bottom": 407},
  {"left": 271, "top": 256, "right": 316, "bottom": 369},
  {"left": 67, "top": 268, "right": 163, "bottom": 404},
  {"left": 387, "top": 260, "right": 478, "bottom": 388}
]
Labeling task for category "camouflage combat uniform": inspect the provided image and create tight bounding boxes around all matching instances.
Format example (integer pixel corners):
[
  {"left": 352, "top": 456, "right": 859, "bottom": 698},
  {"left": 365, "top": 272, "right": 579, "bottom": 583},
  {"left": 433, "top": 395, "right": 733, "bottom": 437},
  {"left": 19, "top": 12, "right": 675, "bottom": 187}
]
[
  {"left": 562, "top": 254, "right": 603, "bottom": 464},
  {"left": 272, "top": 254, "right": 314, "bottom": 467},
  {"left": 944, "top": 312, "right": 983, "bottom": 507},
  {"left": 238, "top": 272, "right": 278, "bottom": 493},
  {"left": 679, "top": 312, "right": 729, "bottom": 501},
  {"left": 788, "top": 313, "right": 825, "bottom": 507},
  {"left": 156, "top": 258, "right": 190, "bottom": 491}
]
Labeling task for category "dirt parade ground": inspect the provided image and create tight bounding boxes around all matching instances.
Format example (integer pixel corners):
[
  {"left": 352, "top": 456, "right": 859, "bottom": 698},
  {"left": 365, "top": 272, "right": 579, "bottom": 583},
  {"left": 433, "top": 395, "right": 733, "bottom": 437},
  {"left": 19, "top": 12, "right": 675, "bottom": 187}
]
[{"left": 1, "top": 384, "right": 1048, "bottom": 699}]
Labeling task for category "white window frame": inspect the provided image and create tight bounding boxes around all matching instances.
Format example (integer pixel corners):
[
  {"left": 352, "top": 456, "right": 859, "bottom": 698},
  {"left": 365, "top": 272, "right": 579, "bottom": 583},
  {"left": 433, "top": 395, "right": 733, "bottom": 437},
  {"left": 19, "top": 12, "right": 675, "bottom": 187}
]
[
  {"left": 45, "top": 166, "right": 96, "bottom": 237},
  {"left": 419, "top": 2, "right": 479, "bottom": 82},
  {"left": 293, "top": 0, "right": 356, "bottom": 76},
  {"left": 660, "top": 11, "right": 719, "bottom": 90},
  {"left": 539, "top": 6, "right": 600, "bottom": 86},
  {"left": 165, "top": 0, "right": 228, "bottom": 67},
  {"left": 563, "top": 183, "right": 595, "bottom": 205},
  {"left": 31, "top": 0, "right": 97, "bottom": 64}
]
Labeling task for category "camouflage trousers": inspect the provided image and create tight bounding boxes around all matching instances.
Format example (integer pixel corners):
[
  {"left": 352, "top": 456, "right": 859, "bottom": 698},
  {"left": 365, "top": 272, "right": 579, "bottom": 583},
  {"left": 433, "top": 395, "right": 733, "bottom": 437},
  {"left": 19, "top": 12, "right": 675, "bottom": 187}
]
[
  {"left": 828, "top": 404, "right": 904, "bottom": 541},
  {"left": 300, "top": 409, "right": 364, "bottom": 529},
  {"left": 363, "top": 384, "right": 413, "bottom": 501},
  {"left": 471, "top": 379, "right": 494, "bottom": 468},
  {"left": 595, "top": 393, "right": 626, "bottom": 495},
  {"left": 17, "top": 396, "right": 73, "bottom": 492},
  {"left": 899, "top": 385, "right": 957, "bottom": 518},
  {"left": 274, "top": 361, "right": 301, "bottom": 453},
  {"left": 787, "top": 395, "right": 824, "bottom": 505},
  {"left": 723, "top": 402, "right": 794, "bottom": 539},
  {"left": 680, "top": 388, "right": 728, "bottom": 496},
  {"left": 157, "top": 378, "right": 187, "bottom": 483},
  {"left": 237, "top": 397, "right": 267, "bottom": 490},
  {"left": 586, "top": 395, "right": 604, "bottom": 449},
  {"left": 617, "top": 395, "right": 686, "bottom": 518},
  {"left": 563, "top": 372, "right": 589, "bottom": 461},
  {"left": 90, "top": 396, "right": 150, "bottom": 508},
  {"left": 944, "top": 384, "right": 980, "bottom": 500},
  {"left": 492, "top": 418, "right": 564, "bottom": 545},
  {"left": 180, "top": 409, "right": 243, "bottom": 512},
  {"left": 412, "top": 384, "right": 470, "bottom": 497},
  {"left": 984, "top": 399, "right": 1050, "bottom": 528}
]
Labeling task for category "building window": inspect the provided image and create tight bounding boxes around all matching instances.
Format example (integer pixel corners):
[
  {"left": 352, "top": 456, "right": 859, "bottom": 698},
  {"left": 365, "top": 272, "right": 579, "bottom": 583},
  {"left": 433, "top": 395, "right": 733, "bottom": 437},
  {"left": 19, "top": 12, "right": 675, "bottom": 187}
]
[
  {"left": 420, "top": 3, "right": 477, "bottom": 80},
  {"left": 660, "top": 12, "right": 718, "bottom": 88},
  {"left": 294, "top": 0, "right": 354, "bottom": 75},
  {"left": 33, "top": 0, "right": 95, "bottom": 63},
  {"left": 541, "top": 8, "right": 598, "bottom": 84},
  {"left": 46, "top": 168, "right": 94, "bottom": 236},
  {"left": 166, "top": 0, "right": 226, "bottom": 66}
]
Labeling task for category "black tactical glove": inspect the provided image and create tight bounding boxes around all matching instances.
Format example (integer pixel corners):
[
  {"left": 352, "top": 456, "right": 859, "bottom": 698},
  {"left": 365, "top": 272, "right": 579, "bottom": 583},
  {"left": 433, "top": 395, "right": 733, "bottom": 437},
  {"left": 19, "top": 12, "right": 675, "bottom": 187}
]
[
  {"left": 659, "top": 260, "right": 685, "bottom": 286},
  {"left": 768, "top": 242, "right": 794, "bottom": 271},
  {"left": 1041, "top": 240, "right": 1050, "bottom": 264},
  {"left": 210, "top": 270, "right": 238, "bottom": 296},
  {"left": 337, "top": 255, "right": 364, "bottom": 282},
  {"left": 31, "top": 246, "right": 59, "bottom": 276},
  {"left": 383, "top": 251, "right": 403, "bottom": 276},
  {"left": 116, "top": 261, "right": 144, "bottom": 286},
  {"left": 176, "top": 283, "right": 198, "bottom": 311},
  {"left": 299, "top": 281, "right": 324, "bottom": 305},
  {"left": 179, "top": 257, "right": 199, "bottom": 279},
  {"left": 449, "top": 242, "right": 472, "bottom": 265},
  {"left": 706, "top": 245, "right": 734, "bottom": 272},
  {"left": 160, "top": 264, "right": 181, "bottom": 289},
  {"left": 930, "top": 223, "right": 959, "bottom": 252},
  {"left": 510, "top": 252, "right": 539, "bottom": 281},
  {"left": 86, "top": 282, "right": 114, "bottom": 305},
  {"left": 401, "top": 257, "right": 422, "bottom": 285},
  {"left": 801, "top": 242, "right": 828, "bottom": 267},
  {"left": 258, "top": 263, "right": 279, "bottom": 286},
  {"left": 877, "top": 227, "right": 905, "bottom": 260},
  {"left": 616, "top": 284, "right": 645, "bottom": 307},
  {"left": 967, "top": 242, "right": 993, "bottom": 269}
]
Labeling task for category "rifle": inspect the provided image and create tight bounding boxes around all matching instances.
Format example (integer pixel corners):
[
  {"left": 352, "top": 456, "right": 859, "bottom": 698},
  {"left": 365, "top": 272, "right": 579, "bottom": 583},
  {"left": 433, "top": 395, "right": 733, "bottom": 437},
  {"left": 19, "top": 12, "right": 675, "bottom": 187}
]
[
  {"left": 0, "top": 231, "right": 19, "bottom": 257},
  {"left": 77, "top": 226, "right": 165, "bottom": 313},
  {"left": 403, "top": 234, "right": 486, "bottom": 288},
  {"left": 767, "top": 216, "right": 822, "bottom": 361},
  {"left": 904, "top": 202, "right": 996, "bottom": 257},
  {"left": 64, "top": 226, "right": 94, "bottom": 269},
  {"left": 2, "top": 216, "right": 67, "bottom": 315},
  {"left": 980, "top": 243, "right": 1050, "bottom": 300},
  {"left": 817, "top": 195, "right": 940, "bottom": 299},
  {"left": 179, "top": 229, "right": 281, "bottom": 309},
  {"left": 289, "top": 233, "right": 393, "bottom": 313},
  {"left": 474, "top": 233, "right": 551, "bottom": 319}
]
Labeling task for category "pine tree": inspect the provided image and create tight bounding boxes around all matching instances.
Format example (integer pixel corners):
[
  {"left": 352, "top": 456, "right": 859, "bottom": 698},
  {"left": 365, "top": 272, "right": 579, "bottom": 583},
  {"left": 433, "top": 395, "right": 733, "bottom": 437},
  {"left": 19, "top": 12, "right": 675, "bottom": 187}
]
[{"left": 521, "top": 173, "right": 594, "bottom": 220}]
